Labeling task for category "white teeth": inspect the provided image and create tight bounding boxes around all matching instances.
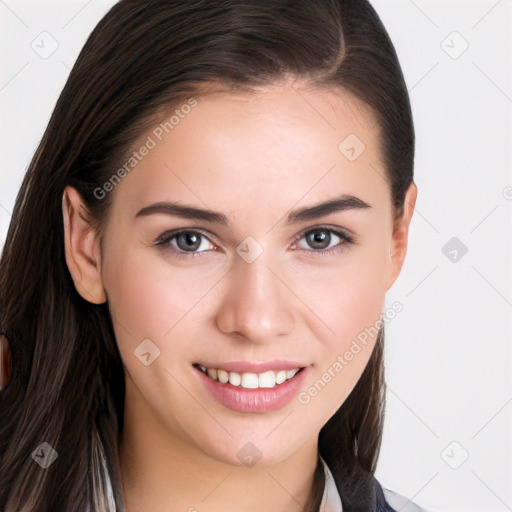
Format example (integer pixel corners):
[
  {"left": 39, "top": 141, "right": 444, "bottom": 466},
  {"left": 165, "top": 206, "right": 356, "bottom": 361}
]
[
  {"left": 286, "top": 369, "right": 299, "bottom": 379},
  {"left": 228, "top": 372, "right": 241, "bottom": 386},
  {"left": 258, "top": 370, "right": 275, "bottom": 388},
  {"left": 241, "top": 373, "right": 259, "bottom": 389},
  {"left": 275, "top": 370, "right": 287, "bottom": 384},
  {"left": 197, "top": 365, "right": 301, "bottom": 389},
  {"left": 217, "top": 369, "right": 229, "bottom": 383}
]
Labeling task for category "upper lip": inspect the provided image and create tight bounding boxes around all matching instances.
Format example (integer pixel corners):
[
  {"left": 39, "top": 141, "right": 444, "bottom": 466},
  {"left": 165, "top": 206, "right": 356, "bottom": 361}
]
[{"left": 194, "top": 360, "right": 306, "bottom": 373}]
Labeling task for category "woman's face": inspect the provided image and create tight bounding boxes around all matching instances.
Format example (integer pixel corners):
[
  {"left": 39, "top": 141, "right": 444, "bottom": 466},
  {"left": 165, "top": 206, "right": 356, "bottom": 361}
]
[{"left": 66, "top": 81, "right": 416, "bottom": 467}]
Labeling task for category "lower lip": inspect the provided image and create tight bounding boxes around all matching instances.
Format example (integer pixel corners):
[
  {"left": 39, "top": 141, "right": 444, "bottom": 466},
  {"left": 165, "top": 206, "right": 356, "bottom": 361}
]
[{"left": 195, "top": 366, "right": 308, "bottom": 413}]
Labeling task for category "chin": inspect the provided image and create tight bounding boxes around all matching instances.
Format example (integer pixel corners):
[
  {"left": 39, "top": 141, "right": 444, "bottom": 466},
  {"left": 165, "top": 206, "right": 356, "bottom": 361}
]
[{"left": 195, "top": 432, "right": 298, "bottom": 468}]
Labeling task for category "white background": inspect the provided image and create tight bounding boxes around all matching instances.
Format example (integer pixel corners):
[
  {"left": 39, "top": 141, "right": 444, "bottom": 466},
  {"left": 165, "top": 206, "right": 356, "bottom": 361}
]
[{"left": 1, "top": 1, "right": 511, "bottom": 511}]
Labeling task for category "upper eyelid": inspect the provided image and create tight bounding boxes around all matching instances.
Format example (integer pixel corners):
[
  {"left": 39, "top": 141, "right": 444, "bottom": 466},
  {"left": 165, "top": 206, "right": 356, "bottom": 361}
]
[
  {"left": 292, "top": 225, "right": 353, "bottom": 243},
  {"left": 155, "top": 227, "right": 218, "bottom": 246}
]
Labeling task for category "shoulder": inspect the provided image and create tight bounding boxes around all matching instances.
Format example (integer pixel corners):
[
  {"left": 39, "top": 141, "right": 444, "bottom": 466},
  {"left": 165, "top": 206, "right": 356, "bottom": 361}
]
[{"left": 380, "top": 486, "right": 436, "bottom": 512}]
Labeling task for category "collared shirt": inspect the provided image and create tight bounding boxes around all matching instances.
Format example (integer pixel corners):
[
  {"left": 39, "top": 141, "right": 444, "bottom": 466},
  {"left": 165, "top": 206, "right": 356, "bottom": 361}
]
[{"left": 319, "top": 456, "right": 434, "bottom": 512}]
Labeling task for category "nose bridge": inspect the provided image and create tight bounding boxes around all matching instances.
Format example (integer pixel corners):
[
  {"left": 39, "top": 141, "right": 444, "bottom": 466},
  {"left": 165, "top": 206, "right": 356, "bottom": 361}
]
[{"left": 215, "top": 243, "right": 295, "bottom": 342}]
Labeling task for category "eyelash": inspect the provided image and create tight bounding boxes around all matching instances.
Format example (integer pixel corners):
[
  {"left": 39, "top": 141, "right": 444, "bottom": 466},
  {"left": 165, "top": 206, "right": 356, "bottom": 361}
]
[{"left": 154, "top": 225, "right": 356, "bottom": 259}]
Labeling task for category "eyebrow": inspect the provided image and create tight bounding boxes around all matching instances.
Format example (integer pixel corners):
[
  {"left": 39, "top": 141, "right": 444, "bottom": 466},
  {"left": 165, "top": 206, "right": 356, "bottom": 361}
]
[{"left": 135, "top": 194, "right": 371, "bottom": 226}]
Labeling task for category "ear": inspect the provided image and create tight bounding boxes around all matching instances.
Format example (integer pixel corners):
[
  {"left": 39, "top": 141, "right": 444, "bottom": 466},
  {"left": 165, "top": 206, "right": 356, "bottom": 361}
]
[
  {"left": 385, "top": 181, "right": 418, "bottom": 290},
  {"left": 62, "top": 186, "right": 106, "bottom": 304}
]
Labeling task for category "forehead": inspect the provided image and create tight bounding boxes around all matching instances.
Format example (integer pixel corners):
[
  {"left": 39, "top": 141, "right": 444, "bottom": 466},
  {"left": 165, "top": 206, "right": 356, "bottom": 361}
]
[{"left": 109, "top": 83, "right": 390, "bottom": 225}]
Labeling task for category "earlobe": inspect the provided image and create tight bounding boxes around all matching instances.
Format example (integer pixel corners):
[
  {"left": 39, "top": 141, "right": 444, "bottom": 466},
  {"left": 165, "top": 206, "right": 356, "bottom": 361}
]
[
  {"left": 385, "top": 181, "right": 418, "bottom": 290},
  {"left": 62, "top": 186, "right": 107, "bottom": 304}
]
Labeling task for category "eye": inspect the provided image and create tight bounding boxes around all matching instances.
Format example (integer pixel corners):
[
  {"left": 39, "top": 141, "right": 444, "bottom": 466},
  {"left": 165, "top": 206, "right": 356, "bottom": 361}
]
[
  {"left": 154, "top": 229, "right": 216, "bottom": 257},
  {"left": 154, "top": 226, "right": 355, "bottom": 259},
  {"left": 292, "top": 226, "right": 355, "bottom": 255}
]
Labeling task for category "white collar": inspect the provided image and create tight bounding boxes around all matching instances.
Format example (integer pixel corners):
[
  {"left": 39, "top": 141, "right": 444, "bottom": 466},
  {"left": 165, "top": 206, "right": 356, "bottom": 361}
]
[{"left": 319, "top": 455, "right": 343, "bottom": 512}]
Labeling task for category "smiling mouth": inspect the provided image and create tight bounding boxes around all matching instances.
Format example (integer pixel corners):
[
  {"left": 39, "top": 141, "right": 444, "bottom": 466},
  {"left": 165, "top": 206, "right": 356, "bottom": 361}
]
[{"left": 192, "top": 363, "right": 305, "bottom": 390}]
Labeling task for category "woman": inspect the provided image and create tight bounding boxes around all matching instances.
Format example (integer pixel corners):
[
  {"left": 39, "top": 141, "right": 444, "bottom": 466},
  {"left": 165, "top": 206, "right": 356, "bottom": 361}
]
[{"left": 0, "top": 1, "right": 431, "bottom": 510}]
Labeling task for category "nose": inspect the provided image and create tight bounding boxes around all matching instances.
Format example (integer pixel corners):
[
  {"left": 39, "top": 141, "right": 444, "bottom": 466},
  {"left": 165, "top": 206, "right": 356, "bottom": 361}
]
[{"left": 215, "top": 253, "right": 296, "bottom": 344}]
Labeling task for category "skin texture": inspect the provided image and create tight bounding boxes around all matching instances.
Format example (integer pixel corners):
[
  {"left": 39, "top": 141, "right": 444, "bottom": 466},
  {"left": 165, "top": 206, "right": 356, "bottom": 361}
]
[{"left": 62, "top": 80, "right": 417, "bottom": 512}]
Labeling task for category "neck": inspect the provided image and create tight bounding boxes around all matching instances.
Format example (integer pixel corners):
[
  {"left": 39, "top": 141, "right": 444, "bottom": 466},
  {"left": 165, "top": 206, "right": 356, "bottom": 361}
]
[{"left": 118, "top": 376, "right": 320, "bottom": 512}]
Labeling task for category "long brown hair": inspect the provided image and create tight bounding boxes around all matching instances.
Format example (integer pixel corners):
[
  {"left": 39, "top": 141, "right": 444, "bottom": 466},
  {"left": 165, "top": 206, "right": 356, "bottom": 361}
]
[{"left": 0, "top": 1, "right": 414, "bottom": 510}]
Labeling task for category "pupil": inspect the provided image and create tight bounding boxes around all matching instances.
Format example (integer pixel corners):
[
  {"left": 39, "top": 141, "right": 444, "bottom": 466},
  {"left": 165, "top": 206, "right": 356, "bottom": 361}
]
[
  {"left": 308, "top": 230, "right": 330, "bottom": 249},
  {"left": 177, "top": 232, "right": 201, "bottom": 251}
]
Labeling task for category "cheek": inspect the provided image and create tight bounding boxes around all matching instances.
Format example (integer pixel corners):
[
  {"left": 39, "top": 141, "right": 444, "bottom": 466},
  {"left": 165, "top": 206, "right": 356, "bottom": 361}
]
[
  {"left": 101, "top": 239, "right": 223, "bottom": 364},
  {"left": 104, "top": 262, "right": 175, "bottom": 339},
  {"left": 102, "top": 243, "right": 182, "bottom": 340},
  {"left": 293, "top": 249, "right": 388, "bottom": 420},
  {"left": 292, "top": 240, "right": 389, "bottom": 347}
]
